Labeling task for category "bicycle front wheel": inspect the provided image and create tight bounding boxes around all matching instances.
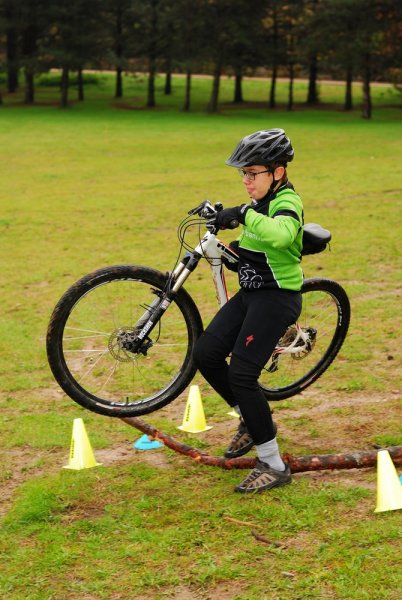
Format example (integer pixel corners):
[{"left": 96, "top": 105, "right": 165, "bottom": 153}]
[
  {"left": 259, "top": 277, "right": 350, "bottom": 400},
  {"left": 46, "top": 265, "right": 203, "bottom": 417}
]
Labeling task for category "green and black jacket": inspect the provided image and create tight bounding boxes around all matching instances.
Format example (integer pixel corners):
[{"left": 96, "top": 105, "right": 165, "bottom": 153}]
[{"left": 235, "top": 181, "right": 303, "bottom": 292}]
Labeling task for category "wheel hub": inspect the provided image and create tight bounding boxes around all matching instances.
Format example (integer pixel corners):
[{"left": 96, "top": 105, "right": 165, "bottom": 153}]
[{"left": 108, "top": 327, "right": 153, "bottom": 361}]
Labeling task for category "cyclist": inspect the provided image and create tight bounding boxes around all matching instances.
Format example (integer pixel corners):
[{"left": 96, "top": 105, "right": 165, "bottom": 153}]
[{"left": 193, "top": 128, "right": 303, "bottom": 493}]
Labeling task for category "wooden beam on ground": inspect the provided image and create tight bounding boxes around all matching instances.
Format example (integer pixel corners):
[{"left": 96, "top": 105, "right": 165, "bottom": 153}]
[{"left": 122, "top": 416, "right": 402, "bottom": 472}]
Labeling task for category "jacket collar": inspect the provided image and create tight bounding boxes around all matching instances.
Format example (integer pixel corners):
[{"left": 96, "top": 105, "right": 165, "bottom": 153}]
[{"left": 253, "top": 180, "right": 293, "bottom": 214}]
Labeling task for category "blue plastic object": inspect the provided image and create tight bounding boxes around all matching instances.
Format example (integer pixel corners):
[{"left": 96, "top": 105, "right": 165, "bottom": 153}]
[{"left": 133, "top": 434, "right": 164, "bottom": 450}]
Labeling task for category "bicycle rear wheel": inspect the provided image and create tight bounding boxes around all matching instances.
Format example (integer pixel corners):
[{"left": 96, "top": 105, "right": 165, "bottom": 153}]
[
  {"left": 259, "top": 277, "right": 350, "bottom": 400},
  {"left": 47, "top": 265, "right": 203, "bottom": 417}
]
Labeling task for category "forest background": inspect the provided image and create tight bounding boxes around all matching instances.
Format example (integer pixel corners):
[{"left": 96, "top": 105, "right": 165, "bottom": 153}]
[{"left": 0, "top": 0, "right": 401, "bottom": 117}]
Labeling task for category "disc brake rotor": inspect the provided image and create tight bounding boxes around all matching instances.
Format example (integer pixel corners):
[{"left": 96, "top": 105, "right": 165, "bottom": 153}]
[{"left": 108, "top": 327, "right": 137, "bottom": 362}]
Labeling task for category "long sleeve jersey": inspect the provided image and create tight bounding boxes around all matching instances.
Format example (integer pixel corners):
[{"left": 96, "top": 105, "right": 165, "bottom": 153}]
[{"left": 236, "top": 181, "right": 303, "bottom": 291}]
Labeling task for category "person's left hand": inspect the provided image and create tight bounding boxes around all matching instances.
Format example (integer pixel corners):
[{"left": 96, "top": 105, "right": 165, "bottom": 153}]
[{"left": 210, "top": 204, "right": 252, "bottom": 229}]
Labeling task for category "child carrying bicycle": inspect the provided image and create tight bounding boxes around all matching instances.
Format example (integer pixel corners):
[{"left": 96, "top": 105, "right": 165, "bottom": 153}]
[{"left": 193, "top": 128, "right": 303, "bottom": 493}]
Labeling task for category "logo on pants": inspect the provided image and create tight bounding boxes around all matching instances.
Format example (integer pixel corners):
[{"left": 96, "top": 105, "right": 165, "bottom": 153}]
[{"left": 246, "top": 335, "right": 254, "bottom": 347}]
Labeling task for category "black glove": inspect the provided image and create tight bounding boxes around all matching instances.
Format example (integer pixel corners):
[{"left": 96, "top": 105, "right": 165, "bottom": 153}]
[{"left": 211, "top": 204, "right": 252, "bottom": 230}]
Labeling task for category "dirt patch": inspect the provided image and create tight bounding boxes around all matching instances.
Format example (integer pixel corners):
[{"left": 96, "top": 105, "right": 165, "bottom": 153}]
[
  {"left": 301, "top": 468, "right": 376, "bottom": 491},
  {"left": 141, "top": 582, "right": 248, "bottom": 600},
  {"left": 1, "top": 388, "right": 400, "bottom": 519},
  {"left": 0, "top": 441, "right": 172, "bottom": 518},
  {"left": 60, "top": 501, "right": 105, "bottom": 523},
  {"left": 0, "top": 386, "right": 67, "bottom": 415},
  {"left": 96, "top": 444, "right": 134, "bottom": 466},
  {"left": 97, "top": 442, "right": 174, "bottom": 471},
  {"left": 0, "top": 446, "right": 65, "bottom": 517},
  {"left": 154, "top": 387, "right": 401, "bottom": 456}
]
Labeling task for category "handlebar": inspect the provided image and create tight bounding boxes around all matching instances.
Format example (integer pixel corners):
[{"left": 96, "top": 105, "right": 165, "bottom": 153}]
[
  {"left": 188, "top": 200, "right": 238, "bottom": 232},
  {"left": 188, "top": 199, "right": 220, "bottom": 219}
]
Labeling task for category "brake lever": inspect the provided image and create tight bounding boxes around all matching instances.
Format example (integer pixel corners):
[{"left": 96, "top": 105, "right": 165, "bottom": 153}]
[
  {"left": 206, "top": 220, "right": 218, "bottom": 234},
  {"left": 188, "top": 201, "right": 206, "bottom": 216}
]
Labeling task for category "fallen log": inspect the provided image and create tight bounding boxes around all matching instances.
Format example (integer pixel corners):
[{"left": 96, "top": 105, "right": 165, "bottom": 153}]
[{"left": 121, "top": 416, "right": 402, "bottom": 473}]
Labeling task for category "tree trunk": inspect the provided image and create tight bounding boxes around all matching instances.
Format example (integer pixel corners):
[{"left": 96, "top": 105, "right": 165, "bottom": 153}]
[
  {"left": 22, "top": 24, "right": 37, "bottom": 104},
  {"left": 233, "top": 68, "right": 243, "bottom": 103},
  {"left": 207, "top": 60, "right": 221, "bottom": 113},
  {"left": 24, "top": 70, "right": 35, "bottom": 104},
  {"left": 164, "top": 71, "right": 172, "bottom": 95},
  {"left": 287, "top": 31, "right": 295, "bottom": 111},
  {"left": 269, "top": 65, "right": 277, "bottom": 109},
  {"left": 77, "top": 68, "right": 84, "bottom": 101},
  {"left": 287, "top": 62, "right": 294, "bottom": 111},
  {"left": 6, "top": 26, "right": 19, "bottom": 92},
  {"left": 146, "top": 0, "right": 158, "bottom": 108},
  {"left": 183, "top": 69, "right": 192, "bottom": 111},
  {"left": 164, "top": 56, "right": 172, "bottom": 96},
  {"left": 121, "top": 416, "right": 402, "bottom": 472},
  {"left": 60, "top": 67, "right": 70, "bottom": 108},
  {"left": 306, "top": 53, "right": 319, "bottom": 104},
  {"left": 147, "top": 59, "right": 156, "bottom": 108},
  {"left": 344, "top": 65, "right": 353, "bottom": 110},
  {"left": 269, "top": 5, "right": 278, "bottom": 109},
  {"left": 362, "top": 53, "right": 372, "bottom": 119},
  {"left": 114, "top": 6, "right": 123, "bottom": 98},
  {"left": 115, "top": 65, "right": 123, "bottom": 98}
]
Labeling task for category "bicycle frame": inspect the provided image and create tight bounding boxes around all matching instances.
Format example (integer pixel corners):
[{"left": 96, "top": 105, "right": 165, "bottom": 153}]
[
  {"left": 130, "top": 232, "right": 233, "bottom": 352},
  {"left": 134, "top": 229, "right": 312, "bottom": 360},
  {"left": 46, "top": 199, "right": 350, "bottom": 416},
  {"left": 171, "top": 231, "right": 237, "bottom": 306}
]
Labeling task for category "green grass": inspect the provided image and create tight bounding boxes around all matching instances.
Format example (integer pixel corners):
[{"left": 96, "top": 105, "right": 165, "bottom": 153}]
[
  {"left": 0, "top": 75, "right": 401, "bottom": 599},
  {"left": 1, "top": 464, "right": 401, "bottom": 599}
]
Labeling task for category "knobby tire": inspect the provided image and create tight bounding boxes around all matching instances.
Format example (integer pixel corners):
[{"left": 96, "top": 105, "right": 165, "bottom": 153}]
[
  {"left": 260, "top": 277, "right": 350, "bottom": 401},
  {"left": 47, "top": 270, "right": 349, "bottom": 417},
  {"left": 46, "top": 265, "right": 203, "bottom": 417}
]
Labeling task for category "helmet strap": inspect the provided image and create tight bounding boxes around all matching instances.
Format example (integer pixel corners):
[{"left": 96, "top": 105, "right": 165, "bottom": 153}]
[
  {"left": 269, "top": 174, "right": 281, "bottom": 194},
  {"left": 269, "top": 166, "right": 286, "bottom": 193}
]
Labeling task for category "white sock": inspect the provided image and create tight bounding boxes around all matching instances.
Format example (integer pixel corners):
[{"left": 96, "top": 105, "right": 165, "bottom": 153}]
[
  {"left": 233, "top": 405, "right": 242, "bottom": 417},
  {"left": 256, "top": 438, "right": 286, "bottom": 471}
]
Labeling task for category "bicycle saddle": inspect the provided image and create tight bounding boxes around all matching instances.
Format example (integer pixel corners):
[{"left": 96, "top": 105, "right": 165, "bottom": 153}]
[{"left": 302, "top": 223, "right": 331, "bottom": 255}]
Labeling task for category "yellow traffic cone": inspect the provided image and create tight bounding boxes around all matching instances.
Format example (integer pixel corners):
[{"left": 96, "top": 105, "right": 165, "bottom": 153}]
[
  {"left": 178, "top": 385, "right": 212, "bottom": 433},
  {"left": 227, "top": 409, "right": 239, "bottom": 419},
  {"left": 63, "top": 418, "right": 102, "bottom": 470},
  {"left": 374, "top": 450, "right": 402, "bottom": 513}
]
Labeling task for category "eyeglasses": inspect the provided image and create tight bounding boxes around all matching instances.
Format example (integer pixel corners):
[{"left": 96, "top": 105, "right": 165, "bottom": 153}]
[{"left": 238, "top": 168, "right": 271, "bottom": 181}]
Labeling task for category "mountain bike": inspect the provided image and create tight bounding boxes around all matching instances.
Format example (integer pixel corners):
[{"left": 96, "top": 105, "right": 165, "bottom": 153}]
[{"left": 46, "top": 200, "right": 350, "bottom": 418}]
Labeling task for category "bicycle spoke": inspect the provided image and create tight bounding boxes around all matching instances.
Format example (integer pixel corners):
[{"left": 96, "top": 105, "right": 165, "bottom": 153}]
[
  {"left": 65, "top": 335, "right": 109, "bottom": 341},
  {"left": 259, "top": 284, "right": 345, "bottom": 394},
  {"left": 61, "top": 277, "right": 192, "bottom": 403}
]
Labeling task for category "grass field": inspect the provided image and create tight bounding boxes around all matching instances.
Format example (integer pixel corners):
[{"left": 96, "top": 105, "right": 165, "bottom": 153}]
[{"left": 0, "top": 74, "right": 401, "bottom": 599}]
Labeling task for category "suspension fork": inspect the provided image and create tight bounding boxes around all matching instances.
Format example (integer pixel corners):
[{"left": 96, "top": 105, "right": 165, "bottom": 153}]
[{"left": 130, "top": 252, "right": 202, "bottom": 352}]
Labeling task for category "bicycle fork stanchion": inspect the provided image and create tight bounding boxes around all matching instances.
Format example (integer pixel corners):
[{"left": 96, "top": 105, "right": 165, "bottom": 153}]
[
  {"left": 122, "top": 416, "right": 402, "bottom": 473},
  {"left": 131, "top": 253, "right": 203, "bottom": 353}
]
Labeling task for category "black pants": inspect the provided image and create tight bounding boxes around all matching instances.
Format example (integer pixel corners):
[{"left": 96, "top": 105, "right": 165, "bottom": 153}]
[{"left": 193, "top": 288, "right": 302, "bottom": 445}]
